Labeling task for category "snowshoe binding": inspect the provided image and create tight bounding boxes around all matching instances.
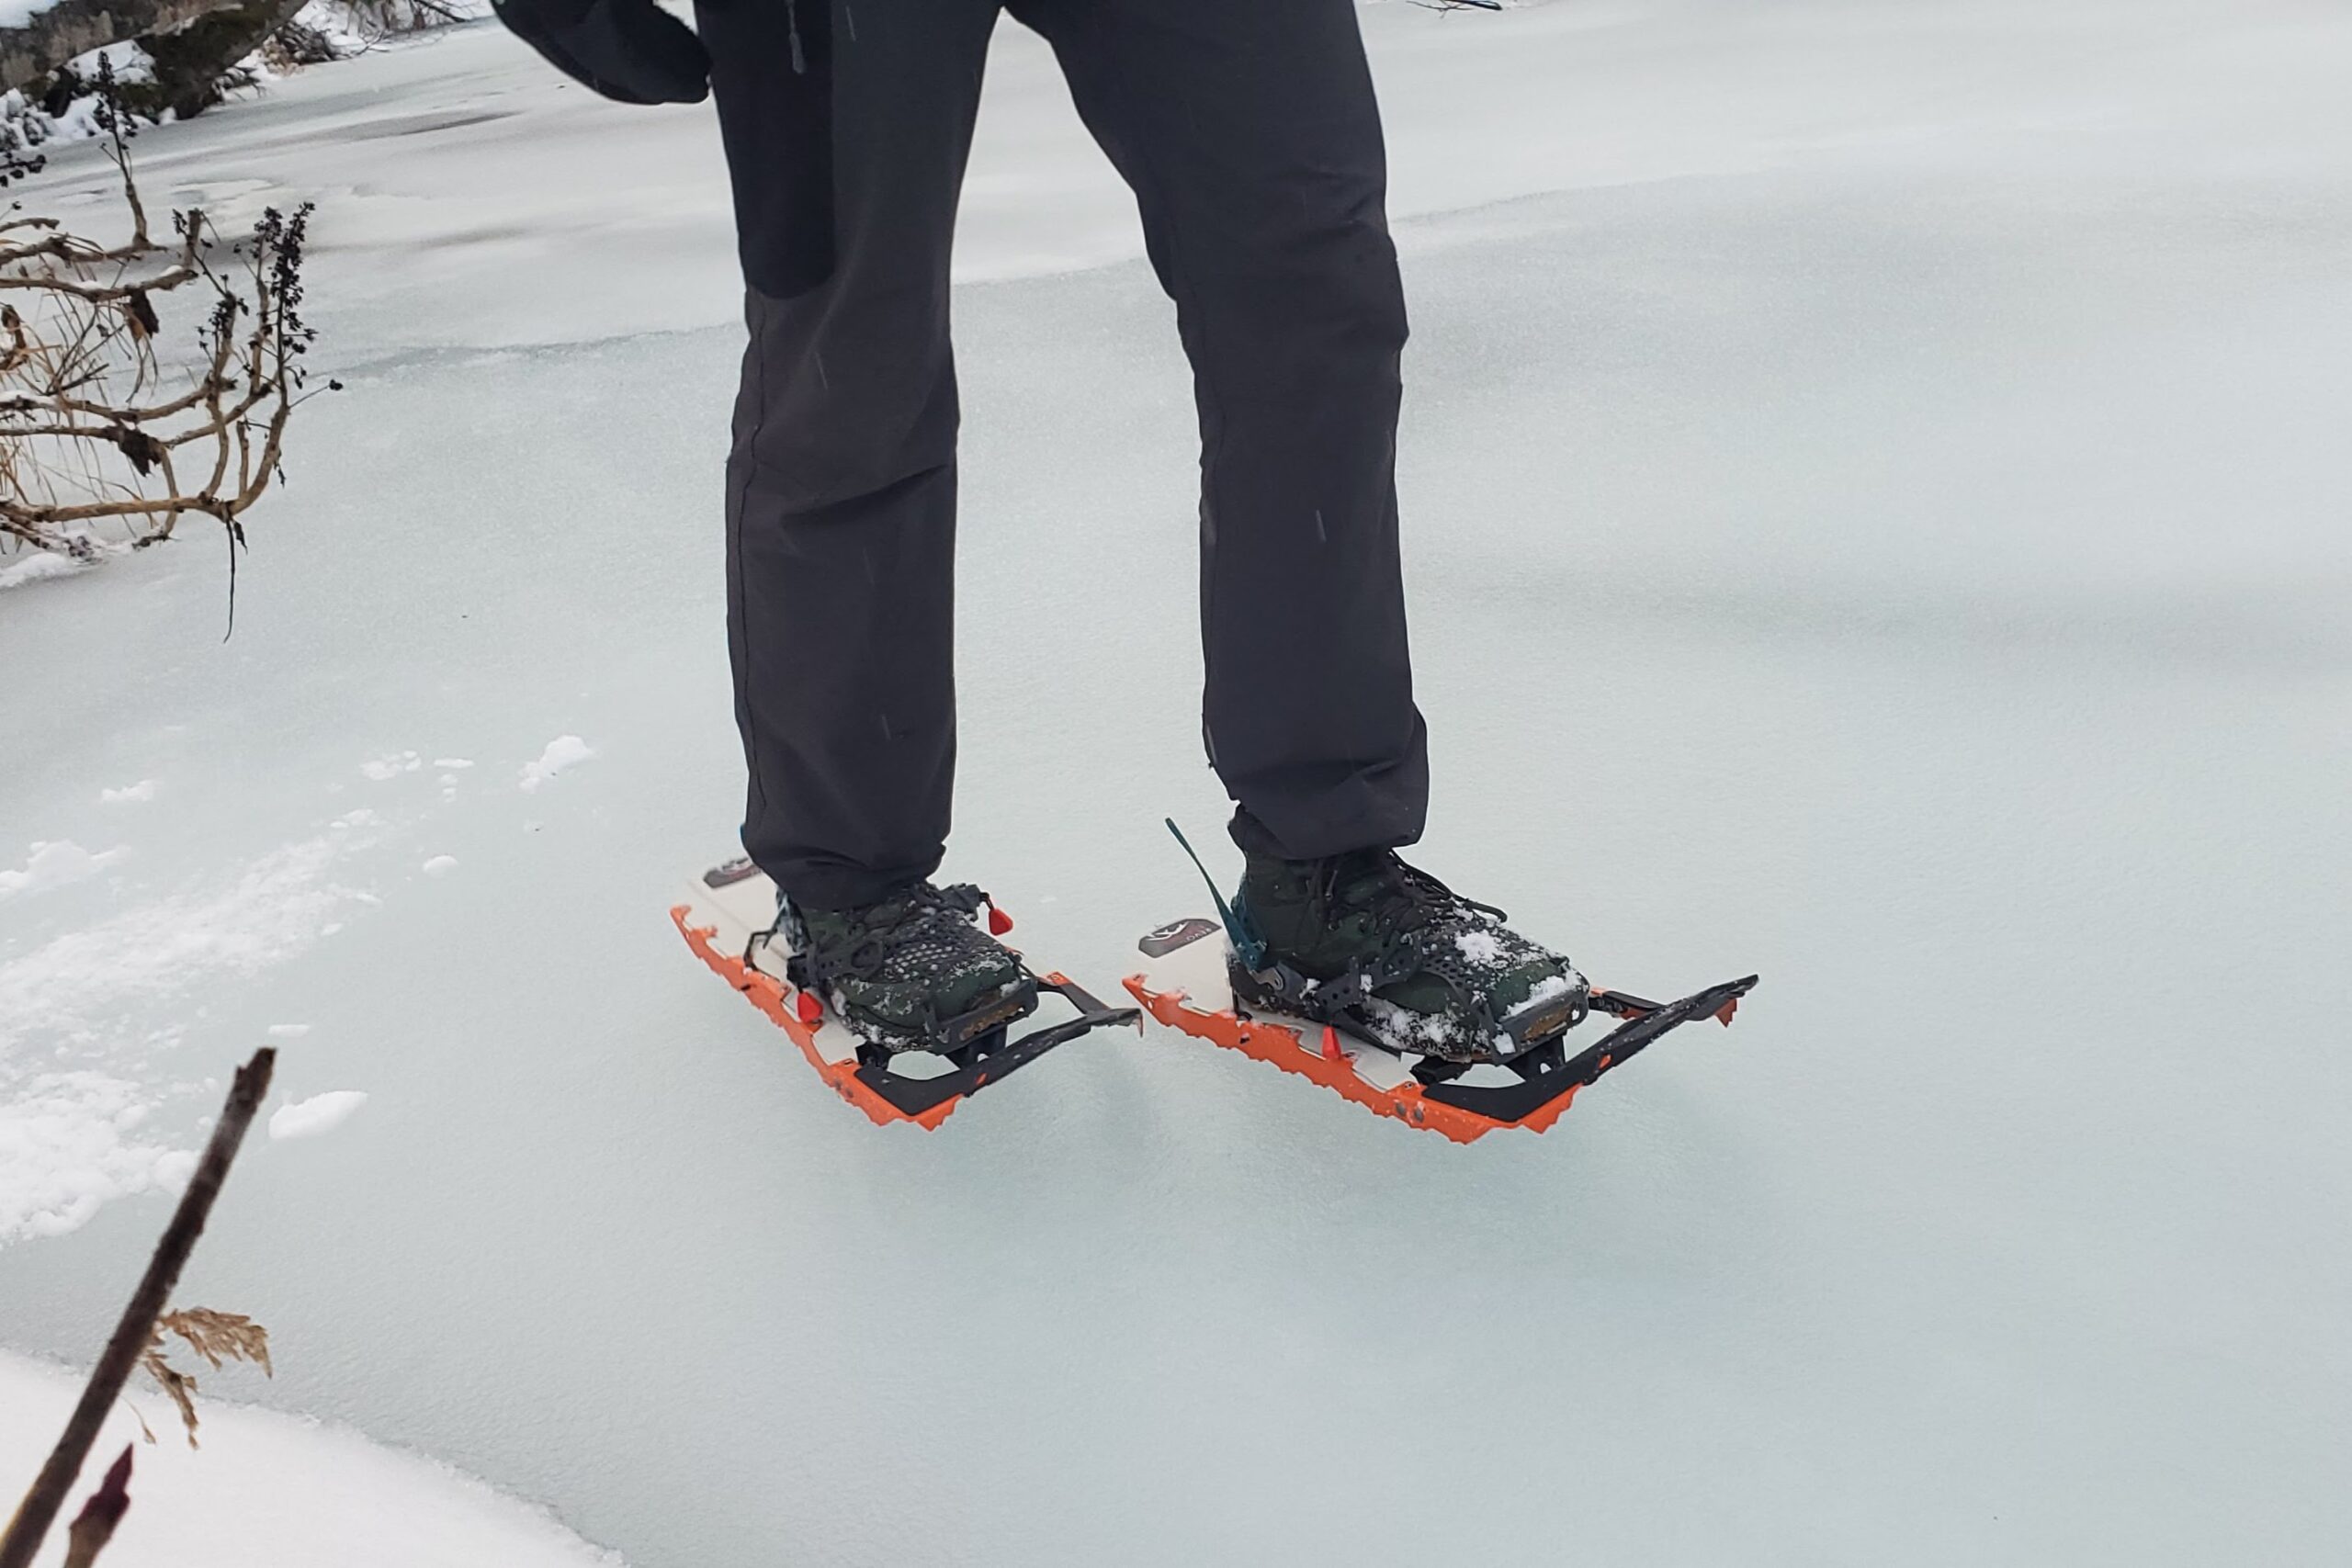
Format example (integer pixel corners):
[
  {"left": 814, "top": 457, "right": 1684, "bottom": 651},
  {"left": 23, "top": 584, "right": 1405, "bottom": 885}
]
[
  {"left": 1230, "top": 846, "right": 1591, "bottom": 1063},
  {"left": 1125, "top": 822, "right": 1758, "bottom": 1144},
  {"left": 674, "top": 858, "right": 1139, "bottom": 1129}
]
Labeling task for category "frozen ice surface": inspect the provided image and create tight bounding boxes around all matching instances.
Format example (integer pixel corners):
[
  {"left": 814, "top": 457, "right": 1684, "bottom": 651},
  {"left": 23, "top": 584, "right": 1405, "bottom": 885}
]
[{"left": 2, "top": 2, "right": 2349, "bottom": 1565}]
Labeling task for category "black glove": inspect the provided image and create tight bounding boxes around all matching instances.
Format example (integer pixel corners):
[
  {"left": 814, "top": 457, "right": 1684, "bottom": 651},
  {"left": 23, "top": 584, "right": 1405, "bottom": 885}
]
[{"left": 492, "top": 0, "right": 710, "bottom": 106}]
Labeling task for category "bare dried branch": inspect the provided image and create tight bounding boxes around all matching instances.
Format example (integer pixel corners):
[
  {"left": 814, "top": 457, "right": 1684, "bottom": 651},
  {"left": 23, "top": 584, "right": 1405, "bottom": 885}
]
[
  {"left": 0, "top": 56, "right": 327, "bottom": 614},
  {"left": 59, "top": 1447, "right": 131, "bottom": 1568},
  {"left": 0, "top": 1048, "right": 277, "bottom": 1568}
]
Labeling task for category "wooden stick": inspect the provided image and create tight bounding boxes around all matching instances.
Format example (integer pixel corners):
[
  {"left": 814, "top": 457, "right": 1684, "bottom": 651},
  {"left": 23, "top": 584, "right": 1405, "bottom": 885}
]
[{"left": 0, "top": 1047, "right": 276, "bottom": 1568}]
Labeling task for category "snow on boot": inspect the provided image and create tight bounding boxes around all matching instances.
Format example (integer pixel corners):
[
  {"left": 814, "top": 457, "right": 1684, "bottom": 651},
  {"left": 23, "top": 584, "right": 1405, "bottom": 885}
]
[
  {"left": 1231, "top": 849, "right": 1588, "bottom": 1065},
  {"left": 782, "top": 881, "right": 1035, "bottom": 1056}
]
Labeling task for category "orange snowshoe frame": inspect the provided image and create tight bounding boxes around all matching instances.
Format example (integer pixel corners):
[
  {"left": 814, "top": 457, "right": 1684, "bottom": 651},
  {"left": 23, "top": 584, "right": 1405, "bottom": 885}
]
[{"left": 1125, "top": 916, "right": 1756, "bottom": 1145}]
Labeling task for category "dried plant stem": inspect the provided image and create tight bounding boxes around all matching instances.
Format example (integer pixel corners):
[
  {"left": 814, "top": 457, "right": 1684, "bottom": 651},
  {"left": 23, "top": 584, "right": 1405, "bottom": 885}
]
[
  {"left": 3, "top": 54, "right": 326, "bottom": 595},
  {"left": 0, "top": 1048, "right": 277, "bottom": 1568}
]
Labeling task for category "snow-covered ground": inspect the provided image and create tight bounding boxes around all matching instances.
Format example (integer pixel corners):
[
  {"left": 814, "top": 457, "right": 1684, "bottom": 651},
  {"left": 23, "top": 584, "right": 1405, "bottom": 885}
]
[
  {"left": 0, "top": 1351, "right": 620, "bottom": 1566},
  {"left": 3, "top": 1, "right": 2349, "bottom": 1562}
]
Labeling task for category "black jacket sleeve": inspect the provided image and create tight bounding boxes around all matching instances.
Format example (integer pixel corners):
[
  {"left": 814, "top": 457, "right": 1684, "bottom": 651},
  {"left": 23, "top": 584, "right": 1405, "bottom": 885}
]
[{"left": 492, "top": 0, "right": 710, "bottom": 106}]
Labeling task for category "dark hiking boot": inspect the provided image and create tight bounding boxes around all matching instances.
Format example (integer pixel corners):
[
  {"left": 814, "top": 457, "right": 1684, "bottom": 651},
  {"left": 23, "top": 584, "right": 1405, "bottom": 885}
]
[
  {"left": 782, "top": 882, "right": 1033, "bottom": 1055},
  {"left": 1231, "top": 850, "right": 1587, "bottom": 1064}
]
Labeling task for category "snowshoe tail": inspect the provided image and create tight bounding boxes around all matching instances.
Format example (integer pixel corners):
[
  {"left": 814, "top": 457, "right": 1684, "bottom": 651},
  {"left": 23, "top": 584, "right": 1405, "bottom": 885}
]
[
  {"left": 1125, "top": 916, "right": 1756, "bottom": 1145},
  {"left": 674, "top": 858, "right": 1139, "bottom": 1130}
]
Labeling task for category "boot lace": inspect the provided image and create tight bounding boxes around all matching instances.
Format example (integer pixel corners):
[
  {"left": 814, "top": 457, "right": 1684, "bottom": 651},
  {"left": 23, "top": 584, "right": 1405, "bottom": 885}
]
[
  {"left": 1328, "top": 852, "right": 1506, "bottom": 950},
  {"left": 825, "top": 883, "right": 993, "bottom": 979}
]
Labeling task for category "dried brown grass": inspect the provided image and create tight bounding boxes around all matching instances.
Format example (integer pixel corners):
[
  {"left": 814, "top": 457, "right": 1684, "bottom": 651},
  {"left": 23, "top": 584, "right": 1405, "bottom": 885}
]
[{"left": 134, "top": 1308, "right": 274, "bottom": 1449}]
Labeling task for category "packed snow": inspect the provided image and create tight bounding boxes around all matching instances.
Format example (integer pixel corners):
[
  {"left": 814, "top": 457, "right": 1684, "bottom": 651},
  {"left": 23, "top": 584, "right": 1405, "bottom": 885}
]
[
  {"left": 517, "top": 735, "right": 594, "bottom": 793},
  {"left": 0, "top": 1072, "right": 189, "bottom": 1240},
  {"left": 268, "top": 1089, "right": 368, "bottom": 1140},
  {"left": 2, "top": 2, "right": 2348, "bottom": 1565},
  {"left": 361, "top": 751, "right": 424, "bottom": 781},
  {"left": 0, "top": 1351, "right": 622, "bottom": 1567},
  {"left": 0, "top": 549, "right": 89, "bottom": 589},
  {"left": 0, "top": 841, "right": 128, "bottom": 902}
]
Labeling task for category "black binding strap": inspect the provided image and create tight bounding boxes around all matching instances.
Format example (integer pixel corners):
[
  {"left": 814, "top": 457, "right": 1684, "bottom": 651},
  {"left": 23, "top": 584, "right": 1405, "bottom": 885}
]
[
  {"left": 853, "top": 977, "right": 1140, "bottom": 1118},
  {"left": 1416, "top": 975, "right": 1759, "bottom": 1123}
]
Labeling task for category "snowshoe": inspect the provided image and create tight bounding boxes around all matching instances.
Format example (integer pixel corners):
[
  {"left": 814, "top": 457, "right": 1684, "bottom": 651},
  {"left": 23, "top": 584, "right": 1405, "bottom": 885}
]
[
  {"left": 1125, "top": 824, "right": 1758, "bottom": 1144},
  {"left": 673, "top": 857, "right": 1139, "bottom": 1129}
]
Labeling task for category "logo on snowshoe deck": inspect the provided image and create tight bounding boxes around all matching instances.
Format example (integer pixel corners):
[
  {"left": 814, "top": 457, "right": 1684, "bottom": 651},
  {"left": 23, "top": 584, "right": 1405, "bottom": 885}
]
[
  {"left": 704, "top": 857, "right": 763, "bottom": 888},
  {"left": 1137, "top": 918, "right": 1219, "bottom": 958},
  {"left": 1521, "top": 1003, "right": 1579, "bottom": 1043},
  {"left": 964, "top": 995, "right": 1032, "bottom": 1039}
]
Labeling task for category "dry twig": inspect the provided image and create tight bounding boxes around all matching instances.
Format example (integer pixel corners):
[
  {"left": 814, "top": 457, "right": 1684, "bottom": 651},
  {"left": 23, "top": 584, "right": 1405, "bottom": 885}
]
[{"left": 0, "top": 1047, "right": 277, "bottom": 1568}]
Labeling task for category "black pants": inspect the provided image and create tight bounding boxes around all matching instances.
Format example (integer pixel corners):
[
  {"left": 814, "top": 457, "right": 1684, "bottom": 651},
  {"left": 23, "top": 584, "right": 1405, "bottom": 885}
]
[{"left": 697, "top": 0, "right": 1429, "bottom": 910}]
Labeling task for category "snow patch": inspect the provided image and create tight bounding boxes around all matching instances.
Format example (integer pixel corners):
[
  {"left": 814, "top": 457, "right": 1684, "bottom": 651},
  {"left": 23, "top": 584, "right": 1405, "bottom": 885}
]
[
  {"left": 1360, "top": 996, "right": 1466, "bottom": 1053},
  {"left": 65, "top": 39, "right": 153, "bottom": 84},
  {"left": 0, "top": 1350, "right": 629, "bottom": 1566},
  {"left": 1520, "top": 970, "right": 1587, "bottom": 1008},
  {"left": 101, "top": 779, "right": 159, "bottom": 804},
  {"left": 152, "top": 1145, "right": 198, "bottom": 1193},
  {"left": 0, "top": 1073, "right": 194, "bottom": 1240},
  {"left": 360, "top": 750, "right": 423, "bottom": 781},
  {"left": 0, "top": 833, "right": 364, "bottom": 1051},
  {"left": 0, "top": 549, "right": 89, "bottom": 589},
  {"left": 270, "top": 1090, "right": 368, "bottom": 1141},
  {"left": 0, "top": 840, "right": 128, "bottom": 900},
  {"left": 267, "top": 1023, "right": 312, "bottom": 1039},
  {"left": 0, "top": 829, "right": 377, "bottom": 1242},
  {"left": 422, "top": 854, "right": 458, "bottom": 876},
  {"left": 1455, "top": 929, "right": 1502, "bottom": 965},
  {"left": 0, "top": 0, "right": 65, "bottom": 37},
  {"left": 518, "top": 734, "right": 593, "bottom": 792}
]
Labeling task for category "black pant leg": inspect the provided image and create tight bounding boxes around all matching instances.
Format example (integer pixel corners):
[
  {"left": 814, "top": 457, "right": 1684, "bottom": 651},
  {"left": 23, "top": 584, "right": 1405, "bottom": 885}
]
[
  {"left": 1015, "top": 0, "right": 1430, "bottom": 863},
  {"left": 697, "top": 0, "right": 1002, "bottom": 910}
]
